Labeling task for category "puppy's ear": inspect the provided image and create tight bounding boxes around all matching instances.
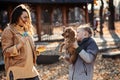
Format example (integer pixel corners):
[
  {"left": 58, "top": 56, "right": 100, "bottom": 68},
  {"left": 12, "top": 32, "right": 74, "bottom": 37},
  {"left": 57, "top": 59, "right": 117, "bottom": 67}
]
[{"left": 70, "top": 29, "right": 75, "bottom": 38}]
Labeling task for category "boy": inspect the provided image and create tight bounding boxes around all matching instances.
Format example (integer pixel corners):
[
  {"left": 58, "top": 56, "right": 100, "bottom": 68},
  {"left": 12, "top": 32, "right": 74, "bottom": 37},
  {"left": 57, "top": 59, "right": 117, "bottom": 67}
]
[{"left": 69, "top": 24, "right": 99, "bottom": 80}]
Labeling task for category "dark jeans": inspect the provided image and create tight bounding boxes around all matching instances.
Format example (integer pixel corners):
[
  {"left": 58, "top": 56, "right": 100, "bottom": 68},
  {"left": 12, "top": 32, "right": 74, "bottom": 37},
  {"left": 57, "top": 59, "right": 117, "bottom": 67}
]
[
  {"left": 9, "top": 71, "right": 40, "bottom": 80},
  {"left": 9, "top": 71, "right": 14, "bottom": 80}
]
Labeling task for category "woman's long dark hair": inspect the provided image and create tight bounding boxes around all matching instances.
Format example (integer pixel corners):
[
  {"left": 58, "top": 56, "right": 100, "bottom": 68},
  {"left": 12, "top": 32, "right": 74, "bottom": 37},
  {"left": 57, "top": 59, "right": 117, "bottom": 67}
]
[
  {"left": 9, "top": 4, "right": 34, "bottom": 35},
  {"left": 10, "top": 4, "right": 31, "bottom": 24}
]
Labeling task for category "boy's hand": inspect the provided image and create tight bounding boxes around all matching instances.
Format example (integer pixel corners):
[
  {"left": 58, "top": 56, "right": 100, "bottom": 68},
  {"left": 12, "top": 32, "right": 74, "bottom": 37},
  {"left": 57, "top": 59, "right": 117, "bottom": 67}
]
[
  {"left": 73, "top": 40, "right": 79, "bottom": 49},
  {"left": 73, "top": 40, "right": 82, "bottom": 54}
]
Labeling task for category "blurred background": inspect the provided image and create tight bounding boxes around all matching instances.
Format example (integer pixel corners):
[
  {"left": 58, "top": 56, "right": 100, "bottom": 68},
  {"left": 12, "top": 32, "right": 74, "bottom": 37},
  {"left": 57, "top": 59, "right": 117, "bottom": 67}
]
[{"left": 0, "top": 0, "right": 120, "bottom": 80}]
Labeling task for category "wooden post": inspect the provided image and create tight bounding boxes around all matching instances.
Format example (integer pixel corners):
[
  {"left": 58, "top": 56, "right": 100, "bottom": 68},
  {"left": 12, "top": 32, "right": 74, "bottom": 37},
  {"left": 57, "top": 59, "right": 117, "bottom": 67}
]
[
  {"left": 50, "top": 8, "right": 53, "bottom": 25},
  {"left": 62, "top": 6, "right": 67, "bottom": 26},
  {"left": 7, "top": 5, "right": 13, "bottom": 21},
  {"left": 36, "top": 5, "right": 42, "bottom": 41}
]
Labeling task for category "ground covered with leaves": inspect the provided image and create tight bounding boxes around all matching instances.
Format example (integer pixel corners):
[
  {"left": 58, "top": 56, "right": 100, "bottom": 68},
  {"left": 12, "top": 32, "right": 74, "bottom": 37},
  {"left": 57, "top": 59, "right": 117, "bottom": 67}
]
[
  {"left": 37, "top": 53, "right": 120, "bottom": 80},
  {"left": 1, "top": 53, "right": 120, "bottom": 80}
]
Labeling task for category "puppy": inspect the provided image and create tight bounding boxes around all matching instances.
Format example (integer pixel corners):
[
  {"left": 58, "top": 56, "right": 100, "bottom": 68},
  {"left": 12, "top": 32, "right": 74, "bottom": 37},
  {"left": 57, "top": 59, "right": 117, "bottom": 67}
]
[{"left": 59, "top": 27, "right": 78, "bottom": 64}]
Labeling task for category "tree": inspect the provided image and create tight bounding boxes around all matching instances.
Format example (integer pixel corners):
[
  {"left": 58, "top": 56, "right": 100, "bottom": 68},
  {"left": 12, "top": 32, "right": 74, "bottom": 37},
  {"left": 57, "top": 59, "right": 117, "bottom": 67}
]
[
  {"left": 108, "top": 0, "right": 115, "bottom": 31},
  {"left": 99, "top": 0, "right": 104, "bottom": 35}
]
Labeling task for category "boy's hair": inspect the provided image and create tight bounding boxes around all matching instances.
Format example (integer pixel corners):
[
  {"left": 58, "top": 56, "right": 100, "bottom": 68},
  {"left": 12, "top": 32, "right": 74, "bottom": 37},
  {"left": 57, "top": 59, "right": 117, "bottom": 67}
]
[{"left": 78, "top": 24, "right": 93, "bottom": 37}]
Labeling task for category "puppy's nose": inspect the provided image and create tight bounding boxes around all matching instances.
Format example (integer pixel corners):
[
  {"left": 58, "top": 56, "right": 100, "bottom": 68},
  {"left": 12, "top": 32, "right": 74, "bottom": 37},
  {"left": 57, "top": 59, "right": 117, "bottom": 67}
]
[{"left": 62, "top": 33, "right": 64, "bottom": 36}]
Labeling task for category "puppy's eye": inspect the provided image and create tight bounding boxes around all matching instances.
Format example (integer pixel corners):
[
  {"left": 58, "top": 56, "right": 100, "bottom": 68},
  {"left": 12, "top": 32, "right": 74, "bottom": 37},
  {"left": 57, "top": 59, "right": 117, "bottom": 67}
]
[{"left": 65, "top": 30, "right": 68, "bottom": 33}]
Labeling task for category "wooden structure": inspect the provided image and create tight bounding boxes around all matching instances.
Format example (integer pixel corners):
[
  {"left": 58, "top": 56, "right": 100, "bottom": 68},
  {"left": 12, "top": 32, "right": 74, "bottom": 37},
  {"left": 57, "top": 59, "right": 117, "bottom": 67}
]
[{"left": 0, "top": 0, "right": 93, "bottom": 41}]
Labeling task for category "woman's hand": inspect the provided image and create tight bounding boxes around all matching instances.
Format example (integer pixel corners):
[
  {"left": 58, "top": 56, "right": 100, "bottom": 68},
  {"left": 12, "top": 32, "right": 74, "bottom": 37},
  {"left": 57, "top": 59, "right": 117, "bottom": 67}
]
[
  {"left": 18, "top": 17, "right": 29, "bottom": 30},
  {"left": 16, "top": 37, "right": 28, "bottom": 50}
]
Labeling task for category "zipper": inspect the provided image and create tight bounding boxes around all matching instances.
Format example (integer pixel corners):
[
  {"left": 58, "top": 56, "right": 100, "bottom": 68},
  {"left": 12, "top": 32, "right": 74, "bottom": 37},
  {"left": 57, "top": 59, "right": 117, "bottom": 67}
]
[
  {"left": 83, "top": 62, "right": 87, "bottom": 76},
  {"left": 72, "top": 65, "right": 75, "bottom": 80}
]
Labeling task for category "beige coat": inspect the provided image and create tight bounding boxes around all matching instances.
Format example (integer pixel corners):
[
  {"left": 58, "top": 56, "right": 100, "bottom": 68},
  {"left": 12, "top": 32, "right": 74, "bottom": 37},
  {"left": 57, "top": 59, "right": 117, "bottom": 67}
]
[{"left": 1, "top": 24, "right": 37, "bottom": 72}]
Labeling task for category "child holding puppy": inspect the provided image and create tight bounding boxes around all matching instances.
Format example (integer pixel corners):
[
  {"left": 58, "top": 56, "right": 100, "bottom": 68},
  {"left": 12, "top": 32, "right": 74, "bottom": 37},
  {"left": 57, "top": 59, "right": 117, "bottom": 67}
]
[{"left": 69, "top": 24, "right": 99, "bottom": 80}]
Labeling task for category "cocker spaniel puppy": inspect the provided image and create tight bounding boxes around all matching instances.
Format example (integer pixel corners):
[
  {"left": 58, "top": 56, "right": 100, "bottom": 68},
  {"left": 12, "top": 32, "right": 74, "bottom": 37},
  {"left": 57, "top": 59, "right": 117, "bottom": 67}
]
[{"left": 59, "top": 27, "right": 78, "bottom": 64}]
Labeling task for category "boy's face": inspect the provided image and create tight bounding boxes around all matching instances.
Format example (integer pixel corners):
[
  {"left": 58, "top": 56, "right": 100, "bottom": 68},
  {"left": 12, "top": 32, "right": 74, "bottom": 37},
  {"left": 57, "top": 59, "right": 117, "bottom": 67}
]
[{"left": 76, "top": 28, "right": 88, "bottom": 41}]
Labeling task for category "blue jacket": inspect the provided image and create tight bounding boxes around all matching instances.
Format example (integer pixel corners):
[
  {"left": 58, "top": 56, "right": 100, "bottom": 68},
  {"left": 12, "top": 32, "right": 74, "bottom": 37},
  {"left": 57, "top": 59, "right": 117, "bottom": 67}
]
[{"left": 69, "top": 37, "right": 99, "bottom": 80}]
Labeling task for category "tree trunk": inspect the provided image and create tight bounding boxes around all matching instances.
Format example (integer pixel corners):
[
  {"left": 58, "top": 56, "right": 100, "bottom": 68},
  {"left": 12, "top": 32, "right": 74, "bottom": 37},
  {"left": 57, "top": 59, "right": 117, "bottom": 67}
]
[
  {"left": 108, "top": 0, "right": 115, "bottom": 30},
  {"left": 91, "top": 2, "right": 94, "bottom": 27},
  {"left": 99, "top": 0, "right": 104, "bottom": 35}
]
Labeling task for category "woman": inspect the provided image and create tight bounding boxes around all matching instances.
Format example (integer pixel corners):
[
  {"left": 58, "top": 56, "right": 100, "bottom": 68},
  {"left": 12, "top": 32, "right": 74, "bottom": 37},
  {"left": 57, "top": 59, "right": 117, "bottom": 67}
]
[
  {"left": 69, "top": 24, "right": 99, "bottom": 80},
  {"left": 1, "top": 4, "right": 40, "bottom": 80}
]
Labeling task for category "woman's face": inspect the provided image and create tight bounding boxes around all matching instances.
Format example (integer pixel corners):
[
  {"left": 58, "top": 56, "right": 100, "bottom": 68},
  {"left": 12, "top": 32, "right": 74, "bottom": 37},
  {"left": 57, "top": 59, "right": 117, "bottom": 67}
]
[{"left": 18, "top": 11, "right": 29, "bottom": 26}]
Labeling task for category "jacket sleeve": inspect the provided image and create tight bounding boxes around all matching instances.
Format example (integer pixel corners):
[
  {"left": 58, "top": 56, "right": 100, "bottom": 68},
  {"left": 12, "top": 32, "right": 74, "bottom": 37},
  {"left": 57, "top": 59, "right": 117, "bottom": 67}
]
[
  {"left": 78, "top": 41, "right": 99, "bottom": 63},
  {"left": 1, "top": 28, "right": 20, "bottom": 57}
]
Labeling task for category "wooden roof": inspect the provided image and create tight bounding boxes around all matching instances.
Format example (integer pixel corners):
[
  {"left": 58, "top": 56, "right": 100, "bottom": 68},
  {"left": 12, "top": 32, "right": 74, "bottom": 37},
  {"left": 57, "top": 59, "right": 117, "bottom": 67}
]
[{"left": 0, "top": 0, "right": 93, "bottom": 3}]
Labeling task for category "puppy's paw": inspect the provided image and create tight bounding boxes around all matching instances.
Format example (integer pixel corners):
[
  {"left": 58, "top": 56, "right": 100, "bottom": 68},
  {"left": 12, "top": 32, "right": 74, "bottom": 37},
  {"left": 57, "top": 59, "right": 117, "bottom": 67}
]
[
  {"left": 59, "top": 56, "right": 65, "bottom": 60},
  {"left": 59, "top": 49, "right": 62, "bottom": 53}
]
